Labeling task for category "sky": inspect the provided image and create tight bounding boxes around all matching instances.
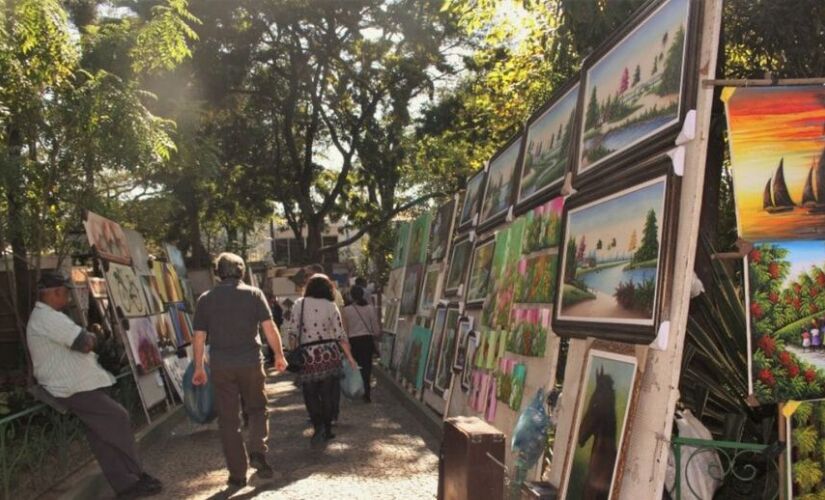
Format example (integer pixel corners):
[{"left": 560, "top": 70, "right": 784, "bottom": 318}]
[
  {"left": 525, "top": 84, "right": 579, "bottom": 156},
  {"left": 772, "top": 240, "right": 825, "bottom": 289}
]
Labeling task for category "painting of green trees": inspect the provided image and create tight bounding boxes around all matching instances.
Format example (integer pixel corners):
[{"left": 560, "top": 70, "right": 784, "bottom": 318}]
[{"left": 789, "top": 399, "right": 825, "bottom": 498}]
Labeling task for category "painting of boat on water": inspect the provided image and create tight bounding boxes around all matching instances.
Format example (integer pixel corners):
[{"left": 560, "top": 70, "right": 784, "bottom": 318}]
[
  {"left": 725, "top": 86, "right": 825, "bottom": 241},
  {"left": 558, "top": 177, "right": 667, "bottom": 325},
  {"left": 578, "top": 0, "right": 690, "bottom": 174}
]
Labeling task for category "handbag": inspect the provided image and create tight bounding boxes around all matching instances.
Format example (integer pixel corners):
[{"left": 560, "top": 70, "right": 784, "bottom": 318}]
[
  {"left": 285, "top": 300, "right": 306, "bottom": 373},
  {"left": 352, "top": 305, "right": 381, "bottom": 356}
]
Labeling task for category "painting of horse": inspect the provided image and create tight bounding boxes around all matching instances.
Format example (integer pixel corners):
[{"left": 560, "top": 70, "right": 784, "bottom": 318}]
[{"left": 563, "top": 351, "right": 638, "bottom": 500}]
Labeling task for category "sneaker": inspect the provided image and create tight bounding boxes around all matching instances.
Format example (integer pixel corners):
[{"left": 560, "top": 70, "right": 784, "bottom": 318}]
[
  {"left": 227, "top": 476, "right": 247, "bottom": 488},
  {"left": 310, "top": 429, "right": 325, "bottom": 448},
  {"left": 249, "top": 452, "right": 274, "bottom": 479},
  {"left": 117, "top": 477, "right": 163, "bottom": 498}
]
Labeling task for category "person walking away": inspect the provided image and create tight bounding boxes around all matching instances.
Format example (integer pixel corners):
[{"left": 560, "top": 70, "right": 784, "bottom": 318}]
[
  {"left": 286, "top": 274, "right": 357, "bottom": 446},
  {"left": 192, "top": 253, "right": 288, "bottom": 488},
  {"left": 342, "top": 285, "right": 381, "bottom": 402},
  {"left": 26, "top": 272, "right": 162, "bottom": 498}
]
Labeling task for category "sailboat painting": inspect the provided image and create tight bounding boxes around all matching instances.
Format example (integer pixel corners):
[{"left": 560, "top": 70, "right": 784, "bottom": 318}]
[{"left": 725, "top": 86, "right": 825, "bottom": 241}]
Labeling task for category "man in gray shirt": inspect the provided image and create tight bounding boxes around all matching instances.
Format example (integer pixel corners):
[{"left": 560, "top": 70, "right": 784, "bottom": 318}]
[{"left": 192, "top": 253, "right": 287, "bottom": 487}]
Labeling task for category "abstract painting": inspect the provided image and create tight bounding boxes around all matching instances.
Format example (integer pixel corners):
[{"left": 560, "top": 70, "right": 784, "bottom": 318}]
[
  {"left": 480, "top": 136, "right": 522, "bottom": 226},
  {"left": 419, "top": 265, "right": 442, "bottom": 312},
  {"left": 445, "top": 237, "right": 472, "bottom": 295},
  {"left": 407, "top": 212, "right": 433, "bottom": 266},
  {"left": 105, "top": 262, "right": 149, "bottom": 318},
  {"left": 402, "top": 326, "right": 432, "bottom": 391},
  {"left": 391, "top": 221, "right": 411, "bottom": 269},
  {"left": 562, "top": 350, "right": 638, "bottom": 500},
  {"left": 84, "top": 210, "right": 132, "bottom": 265},
  {"left": 459, "top": 170, "right": 486, "bottom": 229},
  {"left": 400, "top": 263, "right": 424, "bottom": 315},
  {"left": 724, "top": 86, "right": 825, "bottom": 241},
  {"left": 434, "top": 308, "right": 461, "bottom": 395},
  {"left": 424, "top": 307, "right": 448, "bottom": 386},
  {"left": 578, "top": 0, "right": 691, "bottom": 174},
  {"left": 519, "top": 83, "right": 579, "bottom": 204},
  {"left": 466, "top": 238, "right": 496, "bottom": 305},
  {"left": 786, "top": 398, "right": 825, "bottom": 498},
  {"left": 428, "top": 199, "right": 457, "bottom": 263},
  {"left": 508, "top": 307, "right": 552, "bottom": 357},
  {"left": 126, "top": 317, "right": 162, "bottom": 374}
]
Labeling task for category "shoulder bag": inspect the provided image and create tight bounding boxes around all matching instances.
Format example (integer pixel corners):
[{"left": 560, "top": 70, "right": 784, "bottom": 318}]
[{"left": 285, "top": 301, "right": 306, "bottom": 373}]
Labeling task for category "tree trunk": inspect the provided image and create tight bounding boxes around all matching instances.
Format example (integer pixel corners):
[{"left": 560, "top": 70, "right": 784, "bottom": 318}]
[{"left": 305, "top": 217, "right": 324, "bottom": 264}]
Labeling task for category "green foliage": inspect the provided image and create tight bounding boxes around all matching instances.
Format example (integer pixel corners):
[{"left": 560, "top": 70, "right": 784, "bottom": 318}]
[
  {"left": 633, "top": 209, "right": 659, "bottom": 263},
  {"left": 656, "top": 26, "right": 684, "bottom": 96},
  {"left": 131, "top": 0, "right": 200, "bottom": 74},
  {"left": 794, "top": 459, "right": 824, "bottom": 495}
]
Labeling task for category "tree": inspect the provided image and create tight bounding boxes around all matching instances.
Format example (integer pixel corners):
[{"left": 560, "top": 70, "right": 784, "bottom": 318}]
[
  {"left": 585, "top": 85, "right": 600, "bottom": 129},
  {"left": 596, "top": 239, "right": 603, "bottom": 250},
  {"left": 657, "top": 26, "right": 685, "bottom": 95},
  {"left": 576, "top": 235, "right": 587, "bottom": 263},
  {"left": 628, "top": 229, "right": 638, "bottom": 253},
  {"left": 565, "top": 238, "right": 578, "bottom": 283},
  {"left": 651, "top": 56, "right": 658, "bottom": 75},
  {"left": 633, "top": 209, "right": 659, "bottom": 263},
  {"left": 619, "top": 67, "right": 629, "bottom": 94},
  {"left": 633, "top": 64, "right": 641, "bottom": 86}
]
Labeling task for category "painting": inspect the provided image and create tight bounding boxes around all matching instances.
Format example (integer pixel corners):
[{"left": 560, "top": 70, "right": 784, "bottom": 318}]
[
  {"left": 434, "top": 308, "right": 461, "bottom": 395},
  {"left": 419, "top": 265, "right": 442, "bottom": 312},
  {"left": 401, "top": 326, "right": 432, "bottom": 391},
  {"left": 163, "top": 263, "right": 184, "bottom": 303},
  {"left": 382, "top": 301, "right": 400, "bottom": 334},
  {"left": 84, "top": 210, "right": 131, "bottom": 265},
  {"left": 522, "top": 197, "right": 564, "bottom": 255},
  {"left": 479, "top": 135, "right": 522, "bottom": 227},
  {"left": 786, "top": 399, "right": 825, "bottom": 498},
  {"left": 578, "top": 0, "right": 692, "bottom": 175},
  {"left": 123, "top": 228, "right": 151, "bottom": 275},
  {"left": 152, "top": 312, "right": 177, "bottom": 349},
  {"left": 163, "top": 355, "right": 188, "bottom": 400},
  {"left": 509, "top": 363, "right": 527, "bottom": 411},
  {"left": 151, "top": 261, "right": 169, "bottom": 303},
  {"left": 453, "top": 317, "right": 474, "bottom": 372},
  {"left": 561, "top": 350, "right": 638, "bottom": 500},
  {"left": 485, "top": 218, "right": 527, "bottom": 329},
  {"left": 445, "top": 236, "right": 472, "bottom": 295},
  {"left": 461, "top": 331, "right": 478, "bottom": 391},
  {"left": 516, "top": 253, "right": 559, "bottom": 304},
  {"left": 508, "top": 307, "right": 552, "bottom": 357},
  {"left": 141, "top": 275, "right": 165, "bottom": 315},
  {"left": 126, "top": 317, "right": 162, "bottom": 374},
  {"left": 724, "top": 86, "right": 825, "bottom": 241},
  {"left": 428, "top": 198, "right": 457, "bottom": 263},
  {"left": 379, "top": 333, "right": 396, "bottom": 370},
  {"left": 557, "top": 175, "right": 669, "bottom": 334},
  {"left": 496, "top": 358, "right": 516, "bottom": 404},
  {"left": 165, "top": 243, "right": 187, "bottom": 278},
  {"left": 385, "top": 267, "right": 405, "bottom": 301},
  {"left": 459, "top": 170, "right": 486, "bottom": 230},
  {"left": 169, "top": 303, "right": 193, "bottom": 346},
  {"left": 746, "top": 240, "right": 825, "bottom": 404},
  {"left": 519, "top": 83, "right": 579, "bottom": 205},
  {"left": 407, "top": 212, "right": 433, "bottom": 266},
  {"left": 391, "top": 221, "right": 412, "bottom": 269},
  {"left": 105, "top": 262, "right": 149, "bottom": 318},
  {"left": 400, "top": 264, "right": 424, "bottom": 315},
  {"left": 424, "top": 307, "right": 448, "bottom": 386},
  {"left": 466, "top": 238, "right": 496, "bottom": 305}
]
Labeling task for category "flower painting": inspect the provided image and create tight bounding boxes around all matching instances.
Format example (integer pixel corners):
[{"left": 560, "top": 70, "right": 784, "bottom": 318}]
[
  {"left": 480, "top": 137, "right": 522, "bottom": 226},
  {"left": 787, "top": 399, "right": 825, "bottom": 498},
  {"left": 466, "top": 238, "right": 496, "bottom": 304},
  {"left": 126, "top": 317, "right": 162, "bottom": 374},
  {"left": 725, "top": 86, "right": 825, "bottom": 241},
  {"left": 459, "top": 170, "right": 486, "bottom": 229},
  {"left": 522, "top": 197, "right": 564, "bottom": 255},
  {"left": 516, "top": 253, "right": 558, "bottom": 304},
  {"left": 84, "top": 210, "right": 132, "bottom": 265},
  {"left": 508, "top": 308, "right": 551, "bottom": 357},
  {"left": 578, "top": 0, "right": 690, "bottom": 174}
]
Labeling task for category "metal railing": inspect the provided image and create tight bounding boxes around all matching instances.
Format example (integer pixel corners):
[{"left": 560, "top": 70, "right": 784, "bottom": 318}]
[
  {"left": 0, "top": 372, "right": 144, "bottom": 500},
  {"left": 671, "top": 436, "right": 781, "bottom": 500}
]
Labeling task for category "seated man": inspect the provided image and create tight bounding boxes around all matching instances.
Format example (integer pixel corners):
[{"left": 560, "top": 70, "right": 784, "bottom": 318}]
[{"left": 26, "top": 271, "right": 162, "bottom": 498}]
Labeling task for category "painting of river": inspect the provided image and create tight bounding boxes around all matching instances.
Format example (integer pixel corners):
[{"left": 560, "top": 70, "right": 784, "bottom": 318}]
[
  {"left": 578, "top": 0, "right": 689, "bottom": 174},
  {"left": 558, "top": 177, "right": 667, "bottom": 325}
]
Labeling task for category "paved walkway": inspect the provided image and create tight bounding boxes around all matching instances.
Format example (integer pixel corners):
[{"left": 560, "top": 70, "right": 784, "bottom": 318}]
[{"left": 136, "top": 370, "right": 439, "bottom": 499}]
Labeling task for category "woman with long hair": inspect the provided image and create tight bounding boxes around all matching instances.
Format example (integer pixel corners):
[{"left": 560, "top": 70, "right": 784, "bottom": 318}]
[
  {"left": 341, "top": 285, "right": 381, "bottom": 402},
  {"left": 288, "top": 274, "right": 357, "bottom": 445}
]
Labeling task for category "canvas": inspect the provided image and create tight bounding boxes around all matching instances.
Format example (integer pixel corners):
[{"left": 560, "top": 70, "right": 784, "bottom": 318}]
[
  {"left": 407, "top": 212, "right": 433, "bottom": 266},
  {"left": 578, "top": 0, "right": 691, "bottom": 175},
  {"left": 382, "top": 301, "right": 400, "bottom": 333},
  {"left": 466, "top": 238, "right": 496, "bottom": 305},
  {"left": 509, "top": 363, "right": 527, "bottom": 411},
  {"left": 141, "top": 275, "right": 165, "bottom": 315},
  {"left": 402, "top": 326, "right": 432, "bottom": 391},
  {"left": 485, "top": 374, "right": 497, "bottom": 422},
  {"left": 424, "top": 307, "right": 448, "bottom": 385},
  {"left": 485, "top": 329, "right": 500, "bottom": 370},
  {"left": 428, "top": 199, "right": 457, "bottom": 262},
  {"left": 746, "top": 241, "right": 825, "bottom": 404},
  {"left": 126, "top": 317, "right": 162, "bottom": 374},
  {"left": 385, "top": 267, "right": 405, "bottom": 301},
  {"left": 522, "top": 197, "right": 564, "bottom": 255},
  {"left": 562, "top": 350, "right": 638, "bottom": 500},
  {"left": 165, "top": 244, "right": 187, "bottom": 278},
  {"left": 508, "top": 307, "right": 551, "bottom": 357},
  {"left": 496, "top": 358, "right": 515, "bottom": 404},
  {"left": 453, "top": 317, "right": 474, "bottom": 372},
  {"left": 84, "top": 210, "right": 132, "bottom": 265},
  {"left": 391, "top": 221, "right": 412, "bottom": 269},
  {"left": 379, "top": 333, "right": 396, "bottom": 370},
  {"left": 459, "top": 170, "right": 486, "bottom": 229},
  {"left": 516, "top": 253, "right": 559, "bottom": 304},
  {"left": 434, "top": 308, "right": 461, "bottom": 395},
  {"left": 519, "top": 83, "right": 579, "bottom": 205},
  {"left": 445, "top": 237, "right": 472, "bottom": 295},
  {"left": 105, "top": 262, "right": 149, "bottom": 318},
  {"left": 152, "top": 312, "right": 177, "bottom": 349},
  {"left": 419, "top": 265, "right": 442, "bottom": 312},
  {"left": 164, "top": 263, "right": 185, "bottom": 303},
  {"left": 480, "top": 136, "right": 522, "bottom": 227},
  {"left": 400, "top": 264, "right": 424, "bottom": 315},
  {"left": 151, "top": 261, "right": 170, "bottom": 303},
  {"left": 163, "top": 355, "right": 189, "bottom": 400},
  {"left": 558, "top": 176, "right": 667, "bottom": 326},
  {"left": 724, "top": 86, "right": 825, "bottom": 241},
  {"left": 786, "top": 398, "right": 825, "bottom": 498},
  {"left": 169, "top": 303, "right": 193, "bottom": 346},
  {"left": 461, "top": 331, "right": 478, "bottom": 391},
  {"left": 123, "top": 228, "right": 151, "bottom": 275},
  {"left": 473, "top": 328, "right": 488, "bottom": 369},
  {"left": 489, "top": 218, "right": 527, "bottom": 329}
]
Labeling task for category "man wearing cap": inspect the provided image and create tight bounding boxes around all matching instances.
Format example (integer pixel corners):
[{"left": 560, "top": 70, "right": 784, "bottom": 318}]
[
  {"left": 26, "top": 271, "right": 162, "bottom": 498},
  {"left": 192, "top": 252, "right": 288, "bottom": 488}
]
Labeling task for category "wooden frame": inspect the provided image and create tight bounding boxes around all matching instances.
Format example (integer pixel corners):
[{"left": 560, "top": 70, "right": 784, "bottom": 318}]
[
  {"left": 574, "top": 0, "right": 701, "bottom": 185},
  {"left": 516, "top": 79, "right": 581, "bottom": 211},
  {"left": 478, "top": 133, "right": 524, "bottom": 232},
  {"left": 553, "top": 157, "right": 680, "bottom": 343},
  {"left": 444, "top": 235, "right": 472, "bottom": 297},
  {"left": 465, "top": 236, "right": 496, "bottom": 308},
  {"left": 427, "top": 197, "right": 457, "bottom": 263},
  {"left": 424, "top": 305, "right": 448, "bottom": 387},
  {"left": 457, "top": 169, "right": 487, "bottom": 232},
  {"left": 433, "top": 306, "right": 462, "bottom": 396}
]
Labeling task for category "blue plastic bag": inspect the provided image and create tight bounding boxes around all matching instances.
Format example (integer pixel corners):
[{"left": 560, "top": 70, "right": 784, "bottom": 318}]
[
  {"left": 182, "top": 362, "right": 216, "bottom": 424},
  {"left": 511, "top": 388, "right": 550, "bottom": 469},
  {"left": 340, "top": 361, "right": 365, "bottom": 399}
]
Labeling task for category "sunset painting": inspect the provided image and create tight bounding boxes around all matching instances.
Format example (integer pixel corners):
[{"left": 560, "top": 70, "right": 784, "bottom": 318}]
[{"left": 725, "top": 86, "right": 825, "bottom": 241}]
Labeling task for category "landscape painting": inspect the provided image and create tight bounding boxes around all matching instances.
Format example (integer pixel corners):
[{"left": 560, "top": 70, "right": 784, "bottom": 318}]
[
  {"left": 434, "top": 308, "right": 461, "bottom": 395},
  {"left": 400, "top": 263, "right": 424, "bottom": 315},
  {"left": 428, "top": 199, "right": 456, "bottom": 262},
  {"left": 725, "top": 86, "right": 825, "bottom": 241},
  {"left": 516, "top": 253, "right": 558, "bottom": 304},
  {"left": 787, "top": 398, "right": 825, "bottom": 498},
  {"left": 382, "top": 301, "right": 400, "bottom": 333},
  {"left": 480, "top": 137, "right": 522, "bottom": 225},
  {"left": 747, "top": 240, "right": 825, "bottom": 404},
  {"left": 126, "top": 317, "right": 162, "bottom": 374},
  {"left": 105, "top": 262, "right": 149, "bottom": 318},
  {"left": 419, "top": 266, "right": 442, "bottom": 312},
  {"left": 445, "top": 237, "right": 472, "bottom": 294},
  {"left": 578, "top": 0, "right": 690, "bottom": 174},
  {"left": 425, "top": 307, "right": 448, "bottom": 385},
  {"left": 508, "top": 307, "right": 551, "bottom": 357},
  {"left": 407, "top": 212, "right": 433, "bottom": 266},
  {"left": 84, "top": 210, "right": 132, "bottom": 265},
  {"left": 519, "top": 84, "right": 579, "bottom": 204},
  {"left": 401, "top": 326, "right": 432, "bottom": 391},
  {"left": 558, "top": 176, "right": 667, "bottom": 326},
  {"left": 466, "top": 238, "right": 496, "bottom": 304},
  {"left": 459, "top": 170, "right": 486, "bottom": 228},
  {"left": 562, "top": 350, "right": 638, "bottom": 500},
  {"left": 391, "top": 221, "right": 411, "bottom": 269}
]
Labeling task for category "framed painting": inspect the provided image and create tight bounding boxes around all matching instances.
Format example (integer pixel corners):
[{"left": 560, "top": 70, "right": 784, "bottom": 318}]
[
  {"left": 385, "top": 267, "right": 405, "bottom": 302},
  {"left": 401, "top": 326, "right": 432, "bottom": 391},
  {"left": 152, "top": 312, "right": 177, "bottom": 350},
  {"left": 479, "top": 134, "right": 523, "bottom": 231},
  {"left": 83, "top": 210, "right": 131, "bottom": 265},
  {"left": 428, "top": 198, "right": 457, "bottom": 263},
  {"left": 458, "top": 169, "right": 487, "bottom": 232},
  {"left": 424, "top": 306, "right": 448, "bottom": 386},
  {"left": 104, "top": 262, "right": 149, "bottom": 318},
  {"left": 169, "top": 303, "right": 193, "bottom": 346},
  {"left": 165, "top": 243, "right": 187, "bottom": 278},
  {"left": 418, "top": 265, "right": 442, "bottom": 313},
  {"left": 560, "top": 350, "right": 638, "bottom": 500},
  {"left": 378, "top": 333, "right": 396, "bottom": 370},
  {"left": 724, "top": 85, "right": 825, "bottom": 242},
  {"left": 786, "top": 399, "right": 825, "bottom": 498},
  {"left": 123, "top": 228, "right": 151, "bottom": 275},
  {"left": 382, "top": 300, "right": 400, "bottom": 334},
  {"left": 400, "top": 263, "right": 425, "bottom": 316},
  {"left": 554, "top": 161, "right": 679, "bottom": 343},
  {"left": 453, "top": 316, "right": 475, "bottom": 372},
  {"left": 141, "top": 275, "right": 165, "bottom": 315},
  {"left": 391, "top": 221, "right": 412, "bottom": 269},
  {"left": 460, "top": 331, "right": 479, "bottom": 391},
  {"left": 444, "top": 235, "right": 473, "bottom": 296},
  {"left": 126, "top": 317, "right": 162, "bottom": 375},
  {"left": 518, "top": 81, "right": 580, "bottom": 208},
  {"left": 406, "top": 211, "right": 433, "bottom": 266},
  {"left": 575, "top": 0, "right": 698, "bottom": 182},
  {"left": 466, "top": 237, "right": 496, "bottom": 307},
  {"left": 88, "top": 277, "right": 108, "bottom": 299},
  {"left": 434, "top": 307, "right": 462, "bottom": 396}
]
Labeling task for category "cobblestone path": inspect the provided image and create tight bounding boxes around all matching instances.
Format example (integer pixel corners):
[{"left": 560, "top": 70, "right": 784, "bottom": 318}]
[{"left": 138, "top": 370, "right": 439, "bottom": 499}]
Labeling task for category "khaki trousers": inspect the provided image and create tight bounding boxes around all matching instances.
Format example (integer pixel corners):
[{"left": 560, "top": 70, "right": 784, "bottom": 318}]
[{"left": 212, "top": 364, "right": 269, "bottom": 479}]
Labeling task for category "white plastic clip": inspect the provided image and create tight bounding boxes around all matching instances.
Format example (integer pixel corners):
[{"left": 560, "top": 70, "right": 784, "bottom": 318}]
[
  {"left": 468, "top": 230, "right": 476, "bottom": 243},
  {"left": 690, "top": 272, "right": 705, "bottom": 298},
  {"left": 457, "top": 284, "right": 464, "bottom": 298},
  {"left": 560, "top": 172, "right": 577, "bottom": 197},
  {"left": 676, "top": 109, "right": 696, "bottom": 146},
  {"left": 667, "top": 146, "right": 686, "bottom": 177},
  {"left": 505, "top": 206, "right": 514, "bottom": 222},
  {"left": 650, "top": 320, "right": 670, "bottom": 351}
]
